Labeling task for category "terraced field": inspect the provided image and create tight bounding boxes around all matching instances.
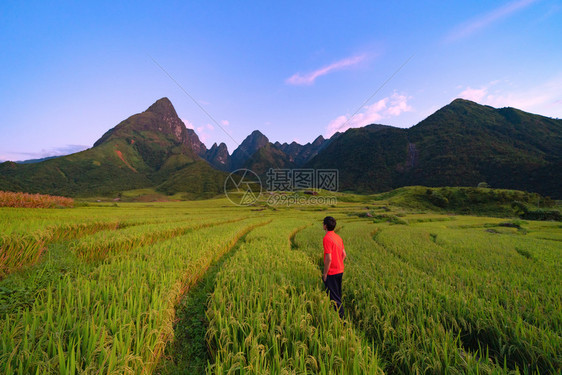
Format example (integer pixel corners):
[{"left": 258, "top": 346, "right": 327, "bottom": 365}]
[{"left": 0, "top": 199, "right": 560, "bottom": 374}]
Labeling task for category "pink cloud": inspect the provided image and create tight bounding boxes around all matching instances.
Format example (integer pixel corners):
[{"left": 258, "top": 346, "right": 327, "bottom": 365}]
[
  {"left": 181, "top": 118, "right": 195, "bottom": 129},
  {"left": 195, "top": 126, "right": 208, "bottom": 144},
  {"left": 445, "top": 0, "right": 539, "bottom": 42},
  {"left": 326, "top": 93, "right": 412, "bottom": 136},
  {"left": 456, "top": 74, "right": 562, "bottom": 118},
  {"left": 191, "top": 123, "right": 219, "bottom": 145},
  {"left": 458, "top": 86, "right": 489, "bottom": 102},
  {"left": 286, "top": 55, "right": 366, "bottom": 86}
]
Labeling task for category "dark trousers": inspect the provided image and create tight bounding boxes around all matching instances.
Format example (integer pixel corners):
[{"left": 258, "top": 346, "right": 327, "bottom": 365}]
[{"left": 324, "top": 272, "right": 344, "bottom": 318}]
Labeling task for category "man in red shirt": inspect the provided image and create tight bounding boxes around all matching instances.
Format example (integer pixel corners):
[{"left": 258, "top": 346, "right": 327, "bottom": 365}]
[{"left": 322, "top": 216, "right": 346, "bottom": 318}]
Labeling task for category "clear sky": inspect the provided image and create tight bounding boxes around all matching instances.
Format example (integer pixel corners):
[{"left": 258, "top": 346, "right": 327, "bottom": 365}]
[{"left": 1, "top": 0, "right": 561, "bottom": 161}]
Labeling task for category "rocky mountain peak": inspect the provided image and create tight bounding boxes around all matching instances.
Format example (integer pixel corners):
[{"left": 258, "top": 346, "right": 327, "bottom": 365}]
[
  {"left": 247, "top": 130, "right": 269, "bottom": 145},
  {"left": 205, "top": 142, "right": 231, "bottom": 171},
  {"left": 93, "top": 98, "right": 199, "bottom": 162},
  {"left": 312, "top": 135, "right": 325, "bottom": 146},
  {"left": 230, "top": 130, "right": 269, "bottom": 169},
  {"left": 185, "top": 128, "right": 207, "bottom": 157},
  {"left": 145, "top": 97, "right": 178, "bottom": 118}
]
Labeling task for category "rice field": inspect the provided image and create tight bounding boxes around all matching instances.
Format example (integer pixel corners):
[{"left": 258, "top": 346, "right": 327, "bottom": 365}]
[{"left": 0, "top": 198, "right": 560, "bottom": 374}]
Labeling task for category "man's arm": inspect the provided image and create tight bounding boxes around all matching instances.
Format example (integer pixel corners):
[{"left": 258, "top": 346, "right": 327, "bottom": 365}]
[
  {"left": 323, "top": 253, "right": 332, "bottom": 281},
  {"left": 342, "top": 248, "right": 347, "bottom": 262}
]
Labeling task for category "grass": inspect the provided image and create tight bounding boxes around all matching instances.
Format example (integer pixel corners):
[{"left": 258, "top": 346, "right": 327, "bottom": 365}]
[
  {"left": 0, "top": 196, "right": 560, "bottom": 374},
  {"left": 0, "top": 201, "right": 267, "bottom": 373},
  {"left": 206, "top": 218, "right": 383, "bottom": 373},
  {"left": 293, "top": 213, "right": 561, "bottom": 374}
]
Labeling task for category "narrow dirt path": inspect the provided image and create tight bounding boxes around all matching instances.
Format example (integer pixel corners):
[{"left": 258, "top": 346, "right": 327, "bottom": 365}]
[{"left": 154, "top": 223, "right": 267, "bottom": 374}]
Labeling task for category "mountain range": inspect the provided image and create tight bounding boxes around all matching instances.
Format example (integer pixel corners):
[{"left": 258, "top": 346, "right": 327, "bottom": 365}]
[{"left": 1, "top": 97, "right": 561, "bottom": 199}]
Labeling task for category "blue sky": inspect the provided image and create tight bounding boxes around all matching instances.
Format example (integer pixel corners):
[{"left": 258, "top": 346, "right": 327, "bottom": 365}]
[{"left": 1, "top": 0, "right": 561, "bottom": 161}]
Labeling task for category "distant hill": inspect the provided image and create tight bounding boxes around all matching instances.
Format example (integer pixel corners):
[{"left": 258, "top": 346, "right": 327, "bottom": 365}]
[
  {"left": 228, "top": 131, "right": 334, "bottom": 177},
  {"left": 273, "top": 135, "right": 329, "bottom": 165},
  {"left": 1, "top": 97, "right": 560, "bottom": 199},
  {"left": 306, "top": 100, "right": 562, "bottom": 198},
  {"left": 16, "top": 156, "right": 63, "bottom": 164}
]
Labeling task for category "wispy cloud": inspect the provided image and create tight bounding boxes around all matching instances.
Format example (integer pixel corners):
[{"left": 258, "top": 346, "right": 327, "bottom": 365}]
[
  {"left": 286, "top": 54, "right": 366, "bottom": 86},
  {"left": 3, "top": 144, "right": 89, "bottom": 162},
  {"left": 536, "top": 3, "right": 561, "bottom": 22},
  {"left": 456, "top": 74, "right": 562, "bottom": 117},
  {"left": 326, "top": 92, "right": 412, "bottom": 137},
  {"left": 458, "top": 85, "right": 494, "bottom": 103},
  {"left": 444, "top": 0, "right": 539, "bottom": 42}
]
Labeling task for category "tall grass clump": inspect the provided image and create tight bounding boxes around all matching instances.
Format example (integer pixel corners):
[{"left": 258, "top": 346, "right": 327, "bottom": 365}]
[{"left": 0, "top": 191, "right": 74, "bottom": 208}]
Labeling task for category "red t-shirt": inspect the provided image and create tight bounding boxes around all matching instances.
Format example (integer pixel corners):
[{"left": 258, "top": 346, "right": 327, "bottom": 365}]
[{"left": 323, "top": 231, "right": 345, "bottom": 275}]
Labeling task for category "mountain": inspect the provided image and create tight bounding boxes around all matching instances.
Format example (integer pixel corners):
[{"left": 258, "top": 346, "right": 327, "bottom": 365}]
[
  {"left": 273, "top": 135, "right": 329, "bottom": 165},
  {"left": 186, "top": 128, "right": 208, "bottom": 158},
  {"left": 93, "top": 97, "right": 200, "bottom": 167},
  {"left": 306, "top": 124, "right": 407, "bottom": 192},
  {"left": 229, "top": 132, "right": 335, "bottom": 174},
  {"left": 16, "top": 156, "right": 62, "bottom": 164},
  {"left": 307, "top": 99, "right": 562, "bottom": 198},
  {"left": 242, "top": 143, "right": 295, "bottom": 175},
  {"left": 230, "top": 130, "right": 269, "bottom": 170},
  {"left": 206, "top": 142, "right": 231, "bottom": 171},
  {"left": 404, "top": 99, "right": 562, "bottom": 198},
  {"left": 1, "top": 97, "right": 560, "bottom": 199},
  {"left": 0, "top": 98, "right": 227, "bottom": 197}
]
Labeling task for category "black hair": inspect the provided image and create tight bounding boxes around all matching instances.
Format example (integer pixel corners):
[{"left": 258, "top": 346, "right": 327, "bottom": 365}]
[{"left": 323, "top": 216, "right": 336, "bottom": 231}]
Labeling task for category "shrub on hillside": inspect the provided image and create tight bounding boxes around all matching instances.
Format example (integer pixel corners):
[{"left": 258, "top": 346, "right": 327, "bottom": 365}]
[
  {"left": 425, "top": 189, "right": 449, "bottom": 208},
  {"left": 521, "top": 209, "right": 562, "bottom": 221},
  {"left": 511, "top": 201, "right": 561, "bottom": 221},
  {"left": 372, "top": 214, "right": 408, "bottom": 225}
]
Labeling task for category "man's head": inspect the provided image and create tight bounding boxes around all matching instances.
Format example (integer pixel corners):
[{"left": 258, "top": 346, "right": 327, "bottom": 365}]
[{"left": 323, "top": 216, "right": 336, "bottom": 231}]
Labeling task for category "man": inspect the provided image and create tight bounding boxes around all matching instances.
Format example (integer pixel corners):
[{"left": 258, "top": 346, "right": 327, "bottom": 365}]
[{"left": 322, "top": 216, "right": 346, "bottom": 318}]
